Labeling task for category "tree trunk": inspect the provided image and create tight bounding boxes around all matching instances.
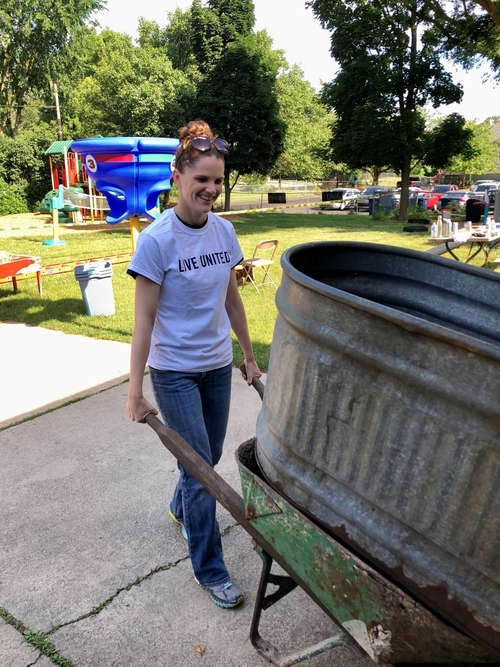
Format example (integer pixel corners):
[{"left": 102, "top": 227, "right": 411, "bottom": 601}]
[
  {"left": 224, "top": 168, "right": 231, "bottom": 211},
  {"left": 398, "top": 159, "right": 412, "bottom": 221},
  {"left": 161, "top": 189, "right": 171, "bottom": 211}
]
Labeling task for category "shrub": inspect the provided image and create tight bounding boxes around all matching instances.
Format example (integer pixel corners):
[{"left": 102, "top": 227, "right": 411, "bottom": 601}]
[
  {"left": 0, "top": 179, "right": 29, "bottom": 216},
  {"left": 372, "top": 206, "right": 388, "bottom": 221}
]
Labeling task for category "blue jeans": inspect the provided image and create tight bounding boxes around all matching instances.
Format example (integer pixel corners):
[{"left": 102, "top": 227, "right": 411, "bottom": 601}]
[{"left": 149, "top": 363, "right": 232, "bottom": 588}]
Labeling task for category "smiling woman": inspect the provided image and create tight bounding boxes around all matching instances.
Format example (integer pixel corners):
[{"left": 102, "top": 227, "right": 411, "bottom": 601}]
[{"left": 125, "top": 119, "right": 261, "bottom": 610}]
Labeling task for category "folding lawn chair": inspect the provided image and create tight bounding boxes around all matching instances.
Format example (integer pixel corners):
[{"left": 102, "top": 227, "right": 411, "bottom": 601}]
[{"left": 236, "top": 239, "right": 278, "bottom": 292}]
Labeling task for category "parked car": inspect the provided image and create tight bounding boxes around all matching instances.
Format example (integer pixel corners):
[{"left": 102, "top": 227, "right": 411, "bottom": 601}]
[
  {"left": 393, "top": 187, "right": 426, "bottom": 199},
  {"left": 356, "top": 186, "right": 394, "bottom": 211},
  {"left": 426, "top": 184, "right": 459, "bottom": 210},
  {"left": 471, "top": 179, "right": 499, "bottom": 188},
  {"left": 393, "top": 187, "right": 430, "bottom": 208},
  {"left": 438, "top": 190, "right": 485, "bottom": 210},
  {"left": 470, "top": 182, "right": 500, "bottom": 193},
  {"left": 323, "top": 188, "right": 360, "bottom": 210},
  {"left": 486, "top": 187, "right": 500, "bottom": 214}
]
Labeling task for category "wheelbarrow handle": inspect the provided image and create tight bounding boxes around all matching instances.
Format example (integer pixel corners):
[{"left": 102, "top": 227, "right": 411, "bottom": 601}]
[
  {"left": 145, "top": 413, "right": 288, "bottom": 561},
  {"left": 145, "top": 413, "right": 251, "bottom": 527},
  {"left": 144, "top": 413, "right": 356, "bottom": 667},
  {"left": 239, "top": 363, "right": 265, "bottom": 401}
]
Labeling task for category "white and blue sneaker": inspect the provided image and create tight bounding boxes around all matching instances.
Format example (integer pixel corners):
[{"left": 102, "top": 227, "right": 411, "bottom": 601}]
[{"left": 205, "top": 581, "right": 245, "bottom": 609}]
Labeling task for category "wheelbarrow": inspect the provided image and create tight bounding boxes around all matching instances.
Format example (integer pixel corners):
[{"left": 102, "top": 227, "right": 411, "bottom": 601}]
[{"left": 145, "top": 371, "right": 500, "bottom": 667}]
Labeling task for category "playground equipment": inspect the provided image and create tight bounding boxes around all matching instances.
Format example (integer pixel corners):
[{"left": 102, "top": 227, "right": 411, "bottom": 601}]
[
  {"left": 40, "top": 188, "right": 82, "bottom": 222},
  {"left": 45, "top": 140, "right": 79, "bottom": 189},
  {"left": 71, "top": 137, "right": 178, "bottom": 250},
  {"left": 43, "top": 186, "right": 66, "bottom": 246}
]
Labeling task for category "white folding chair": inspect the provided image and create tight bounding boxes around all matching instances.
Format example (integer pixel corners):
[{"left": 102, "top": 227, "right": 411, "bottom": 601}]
[{"left": 237, "top": 239, "right": 278, "bottom": 292}]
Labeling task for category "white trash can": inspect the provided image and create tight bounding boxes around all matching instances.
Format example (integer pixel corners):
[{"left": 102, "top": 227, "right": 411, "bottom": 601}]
[{"left": 74, "top": 261, "right": 115, "bottom": 316}]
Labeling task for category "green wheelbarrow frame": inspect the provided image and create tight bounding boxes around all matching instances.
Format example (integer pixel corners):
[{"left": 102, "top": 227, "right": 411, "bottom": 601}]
[{"left": 146, "top": 410, "right": 499, "bottom": 666}]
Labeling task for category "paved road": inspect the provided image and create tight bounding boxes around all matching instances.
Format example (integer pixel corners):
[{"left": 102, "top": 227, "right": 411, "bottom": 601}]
[{"left": 228, "top": 194, "right": 323, "bottom": 211}]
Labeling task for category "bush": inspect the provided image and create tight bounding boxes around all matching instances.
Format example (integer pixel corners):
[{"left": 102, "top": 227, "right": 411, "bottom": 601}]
[
  {"left": 372, "top": 206, "right": 388, "bottom": 221},
  {"left": 0, "top": 180, "right": 29, "bottom": 216}
]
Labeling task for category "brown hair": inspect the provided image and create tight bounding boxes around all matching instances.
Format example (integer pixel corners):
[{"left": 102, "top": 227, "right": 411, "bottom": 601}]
[{"left": 173, "top": 119, "right": 224, "bottom": 173}]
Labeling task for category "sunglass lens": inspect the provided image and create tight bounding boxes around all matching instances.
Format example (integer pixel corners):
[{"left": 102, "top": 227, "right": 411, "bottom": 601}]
[
  {"left": 214, "top": 139, "right": 229, "bottom": 153},
  {"left": 191, "top": 137, "right": 211, "bottom": 151},
  {"left": 190, "top": 136, "right": 228, "bottom": 153}
]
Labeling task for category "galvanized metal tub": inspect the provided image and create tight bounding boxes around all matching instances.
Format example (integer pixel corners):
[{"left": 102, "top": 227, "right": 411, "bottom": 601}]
[{"left": 255, "top": 241, "right": 500, "bottom": 653}]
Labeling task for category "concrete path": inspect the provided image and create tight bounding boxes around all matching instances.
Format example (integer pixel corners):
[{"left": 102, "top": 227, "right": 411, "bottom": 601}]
[
  {"left": 0, "top": 323, "right": 368, "bottom": 667},
  {"left": 0, "top": 323, "right": 131, "bottom": 427}
]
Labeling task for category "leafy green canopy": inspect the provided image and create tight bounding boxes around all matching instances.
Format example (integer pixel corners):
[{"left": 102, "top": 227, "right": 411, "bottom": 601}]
[
  {"left": 309, "top": 0, "right": 476, "bottom": 218},
  {"left": 0, "top": 0, "right": 104, "bottom": 137},
  {"left": 416, "top": 0, "right": 500, "bottom": 78},
  {"left": 447, "top": 119, "right": 500, "bottom": 177},
  {"left": 190, "top": 0, "right": 255, "bottom": 73},
  {"left": 64, "top": 29, "right": 195, "bottom": 138},
  {"left": 271, "top": 66, "right": 334, "bottom": 182},
  {"left": 192, "top": 32, "right": 285, "bottom": 207}
]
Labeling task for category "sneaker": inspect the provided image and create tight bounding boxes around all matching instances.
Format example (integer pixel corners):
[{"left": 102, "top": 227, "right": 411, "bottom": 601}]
[
  {"left": 206, "top": 581, "right": 244, "bottom": 609},
  {"left": 168, "top": 510, "right": 187, "bottom": 540}
]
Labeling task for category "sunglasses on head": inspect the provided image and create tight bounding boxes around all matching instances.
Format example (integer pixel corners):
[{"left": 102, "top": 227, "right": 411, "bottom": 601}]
[{"left": 182, "top": 136, "right": 229, "bottom": 154}]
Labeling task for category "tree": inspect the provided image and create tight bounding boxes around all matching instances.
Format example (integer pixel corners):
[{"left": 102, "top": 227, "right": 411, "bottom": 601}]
[
  {"left": 0, "top": 0, "right": 104, "bottom": 137},
  {"left": 310, "top": 0, "right": 473, "bottom": 219},
  {"left": 271, "top": 65, "right": 333, "bottom": 185},
  {"left": 189, "top": 0, "right": 255, "bottom": 74},
  {"left": 65, "top": 29, "right": 195, "bottom": 138},
  {"left": 414, "top": 0, "right": 500, "bottom": 78},
  {"left": 447, "top": 119, "right": 500, "bottom": 183},
  {"left": 208, "top": 0, "right": 255, "bottom": 41},
  {"left": 160, "top": 11, "right": 196, "bottom": 73},
  {"left": 191, "top": 32, "right": 285, "bottom": 209}
]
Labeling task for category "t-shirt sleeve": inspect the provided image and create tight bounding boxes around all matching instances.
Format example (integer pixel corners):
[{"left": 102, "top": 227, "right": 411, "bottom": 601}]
[{"left": 126, "top": 232, "right": 165, "bottom": 284}]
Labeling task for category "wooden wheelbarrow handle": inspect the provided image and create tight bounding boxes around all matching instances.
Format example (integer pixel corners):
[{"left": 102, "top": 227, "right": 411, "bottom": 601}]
[
  {"left": 145, "top": 413, "right": 248, "bottom": 526},
  {"left": 239, "top": 363, "right": 265, "bottom": 401},
  {"left": 145, "top": 414, "right": 276, "bottom": 554},
  {"left": 145, "top": 366, "right": 265, "bottom": 523}
]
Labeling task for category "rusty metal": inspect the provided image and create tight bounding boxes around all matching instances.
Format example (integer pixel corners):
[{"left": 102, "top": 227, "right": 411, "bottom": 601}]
[
  {"left": 255, "top": 241, "right": 500, "bottom": 653},
  {"left": 146, "top": 412, "right": 500, "bottom": 664},
  {"left": 237, "top": 440, "right": 500, "bottom": 664},
  {"left": 250, "top": 548, "right": 351, "bottom": 667}
]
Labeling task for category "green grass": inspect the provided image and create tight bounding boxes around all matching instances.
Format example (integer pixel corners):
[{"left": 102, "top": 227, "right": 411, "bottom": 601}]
[{"left": 1, "top": 212, "right": 498, "bottom": 370}]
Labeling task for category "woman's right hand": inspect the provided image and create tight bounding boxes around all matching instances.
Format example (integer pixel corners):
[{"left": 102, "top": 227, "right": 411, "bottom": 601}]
[{"left": 127, "top": 393, "right": 158, "bottom": 423}]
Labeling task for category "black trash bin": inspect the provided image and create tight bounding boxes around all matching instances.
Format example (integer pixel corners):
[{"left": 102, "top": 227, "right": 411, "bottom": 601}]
[
  {"left": 465, "top": 198, "right": 484, "bottom": 223},
  {"left": 74, "top": 261, "right": 115, "bottom": 316},
  {"left": 268, "top": 192, "right": 286, "bottom": 204}
]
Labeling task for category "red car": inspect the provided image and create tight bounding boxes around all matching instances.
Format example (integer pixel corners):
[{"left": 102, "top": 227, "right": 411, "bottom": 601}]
[{"left": 426, "top": 184, "right": 459, "bottom": 210}]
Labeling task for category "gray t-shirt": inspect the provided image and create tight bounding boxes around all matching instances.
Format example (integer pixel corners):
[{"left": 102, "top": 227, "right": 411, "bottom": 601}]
[{"left": 127, "top": 209, "right": 243, "bottom": 372}]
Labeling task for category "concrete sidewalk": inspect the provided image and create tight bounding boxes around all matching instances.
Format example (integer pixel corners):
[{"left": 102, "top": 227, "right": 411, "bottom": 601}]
[
  {"left": 0, "top": 324, "right": 366, "bottom": 667},
  {"left": 0, "top": 323, "right": 131, "bottom": 427}
]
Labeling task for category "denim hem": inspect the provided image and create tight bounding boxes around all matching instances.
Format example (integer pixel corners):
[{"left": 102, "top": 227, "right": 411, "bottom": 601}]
[{"left": 196, "top": 576, "right": 231, "bottom": 590}]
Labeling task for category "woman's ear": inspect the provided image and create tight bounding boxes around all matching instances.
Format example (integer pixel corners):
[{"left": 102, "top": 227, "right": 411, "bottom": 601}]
[{"left": 172, "top": 168, "right": 181, "bottom": 188}]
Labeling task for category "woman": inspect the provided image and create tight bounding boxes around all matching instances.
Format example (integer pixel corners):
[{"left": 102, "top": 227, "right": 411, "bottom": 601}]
[{"left": 126, "top": 119, "right": 261, "bottom": 609}]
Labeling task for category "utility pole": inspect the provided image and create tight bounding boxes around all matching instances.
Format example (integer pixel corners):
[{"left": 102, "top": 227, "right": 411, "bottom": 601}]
[{"left": 53, "top": 83, "right": 63, "bottom": 141}]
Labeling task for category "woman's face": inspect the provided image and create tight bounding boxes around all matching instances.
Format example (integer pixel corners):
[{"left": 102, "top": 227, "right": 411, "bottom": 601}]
[{"left": 173, "top": 154, "right": 224, "bottom": 224}]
